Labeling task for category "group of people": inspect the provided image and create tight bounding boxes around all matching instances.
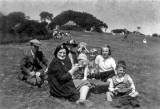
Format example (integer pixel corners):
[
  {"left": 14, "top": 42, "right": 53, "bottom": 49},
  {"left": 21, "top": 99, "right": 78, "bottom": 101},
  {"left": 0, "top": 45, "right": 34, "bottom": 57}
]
[
  {"left": 19, "top": 38, "right": 139, "bottom": 106},
  {"left": 52, "top": 30, "right": 72, "bottom": 40}
]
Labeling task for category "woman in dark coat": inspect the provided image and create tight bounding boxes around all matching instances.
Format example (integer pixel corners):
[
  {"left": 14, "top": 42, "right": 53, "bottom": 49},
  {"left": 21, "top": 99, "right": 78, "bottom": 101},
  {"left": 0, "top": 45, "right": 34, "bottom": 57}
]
[{"left": 47, "top": 44, "right": 80, "bottom": 102}]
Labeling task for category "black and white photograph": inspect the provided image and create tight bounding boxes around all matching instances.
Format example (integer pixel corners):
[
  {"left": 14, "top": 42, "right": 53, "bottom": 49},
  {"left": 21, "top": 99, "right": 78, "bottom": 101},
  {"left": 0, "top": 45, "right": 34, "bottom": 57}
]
[{"left": 0, "top": 0, "right": 160, "bottom": 109}]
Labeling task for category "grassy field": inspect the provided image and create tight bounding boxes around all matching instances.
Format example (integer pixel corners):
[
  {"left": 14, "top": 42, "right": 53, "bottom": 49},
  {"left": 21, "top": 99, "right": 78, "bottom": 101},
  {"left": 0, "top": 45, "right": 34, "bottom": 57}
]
[{"left": 0, "top": 31, "right": 160, "bottom": 109}]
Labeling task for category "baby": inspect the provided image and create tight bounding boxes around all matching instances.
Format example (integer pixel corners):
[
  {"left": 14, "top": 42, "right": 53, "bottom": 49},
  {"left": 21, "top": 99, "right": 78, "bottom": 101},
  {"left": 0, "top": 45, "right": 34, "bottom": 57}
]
[{"left": 106, "top": 60, "right": 139, "bottom": 101}]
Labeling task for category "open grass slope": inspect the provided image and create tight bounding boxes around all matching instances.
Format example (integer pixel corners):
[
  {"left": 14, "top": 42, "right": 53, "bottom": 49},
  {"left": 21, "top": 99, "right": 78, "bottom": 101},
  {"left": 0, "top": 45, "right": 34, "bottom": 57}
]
[{"left": 0, "top": 31, "right": 160, "bottom": 109}]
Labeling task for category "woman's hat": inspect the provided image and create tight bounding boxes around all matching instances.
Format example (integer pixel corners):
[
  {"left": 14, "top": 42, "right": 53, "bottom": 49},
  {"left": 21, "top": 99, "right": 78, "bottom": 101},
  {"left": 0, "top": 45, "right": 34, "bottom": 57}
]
[
  {"left": 29, "top": 39, "right": 41, "bottom": 47},
  {"left": 63, "top": 39, "right": 78, "bottom": 47}
]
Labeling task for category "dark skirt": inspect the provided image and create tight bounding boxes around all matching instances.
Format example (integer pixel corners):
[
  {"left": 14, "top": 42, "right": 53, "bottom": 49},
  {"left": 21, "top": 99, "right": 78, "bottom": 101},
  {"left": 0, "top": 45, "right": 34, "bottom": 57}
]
[{"left": 88, "top": 70, "right": 115, "bottom": 82}]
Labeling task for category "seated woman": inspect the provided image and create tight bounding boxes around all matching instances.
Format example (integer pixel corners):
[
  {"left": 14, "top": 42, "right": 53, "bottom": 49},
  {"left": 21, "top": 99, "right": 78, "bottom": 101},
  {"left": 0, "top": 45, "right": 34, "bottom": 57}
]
[
  {"left": 47, "top": 44, "right": 91, "bottom": 105},
  {"left": 87, "top": 48, "right": 110, "bottom": 93},
  {"left": 19, "top": 39, "right": 48, "bottom": 87},
  {"left": 106, "top": 60, "right": 139, "bottom": 101},
  {"left": 93, "top": 45, "right": 116, "bottom": 82}
]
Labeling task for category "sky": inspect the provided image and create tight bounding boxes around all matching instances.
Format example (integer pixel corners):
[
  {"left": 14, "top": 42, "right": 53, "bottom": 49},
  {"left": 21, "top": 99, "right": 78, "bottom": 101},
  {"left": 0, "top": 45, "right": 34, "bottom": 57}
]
[{"left": 0, "top": 0, "right": 160, "bottom": 35}]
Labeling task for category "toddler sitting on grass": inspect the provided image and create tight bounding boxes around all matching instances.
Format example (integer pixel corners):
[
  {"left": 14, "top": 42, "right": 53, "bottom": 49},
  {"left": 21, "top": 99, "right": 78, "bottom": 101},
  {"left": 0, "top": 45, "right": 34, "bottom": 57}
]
[{"left": 106, "top": 60, "right": 139, "bottom": 101}]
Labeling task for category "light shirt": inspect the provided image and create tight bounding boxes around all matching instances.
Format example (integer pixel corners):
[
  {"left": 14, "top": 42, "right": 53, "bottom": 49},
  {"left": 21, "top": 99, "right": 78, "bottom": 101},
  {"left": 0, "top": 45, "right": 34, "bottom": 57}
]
[
  {"left": 108, "top": 74, "right": 136, "bottom": 92},
  {"left": 95, "top": 55, "right": 116, "bottom": 72}
]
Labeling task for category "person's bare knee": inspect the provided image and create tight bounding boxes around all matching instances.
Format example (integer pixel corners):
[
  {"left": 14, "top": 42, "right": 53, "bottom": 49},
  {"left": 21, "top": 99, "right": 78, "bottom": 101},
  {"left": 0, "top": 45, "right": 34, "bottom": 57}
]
[{"left": 79, "top": 85, "right": 89, "bottom": 100}]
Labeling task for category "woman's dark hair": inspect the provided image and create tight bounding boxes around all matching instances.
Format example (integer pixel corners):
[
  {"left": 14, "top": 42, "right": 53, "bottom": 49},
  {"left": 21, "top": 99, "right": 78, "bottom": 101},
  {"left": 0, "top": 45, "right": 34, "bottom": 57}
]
[
  {"left": 54, "top": 44, "right": 69, "bottom": 58},
  {"left": 100, "top": 45, "right": 111, "bottom": 55}
]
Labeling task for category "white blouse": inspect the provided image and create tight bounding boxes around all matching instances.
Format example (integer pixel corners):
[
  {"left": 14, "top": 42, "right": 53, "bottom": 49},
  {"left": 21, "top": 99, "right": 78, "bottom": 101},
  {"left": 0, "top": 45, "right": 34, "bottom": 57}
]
[{"left": 95, "top": 55, "right": 116, "bottom": 72}]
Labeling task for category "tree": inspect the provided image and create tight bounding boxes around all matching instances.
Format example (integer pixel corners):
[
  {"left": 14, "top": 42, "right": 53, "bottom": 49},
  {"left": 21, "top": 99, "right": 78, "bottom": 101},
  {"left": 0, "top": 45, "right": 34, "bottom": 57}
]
[
  {"left": 0, "top": 12, "right": 5, "bottom": 31},
  {"left": 152, "top": 33, "right": 159, "bottom": 38},
  {"left": 5, "top": 12, "right": 26, "bottom": 32},
  {"left": 49, "top": 10, "right": 108, "bottom": 32},
  {"left": 39, "top": 11, "right": 53, "bottom": 22}
]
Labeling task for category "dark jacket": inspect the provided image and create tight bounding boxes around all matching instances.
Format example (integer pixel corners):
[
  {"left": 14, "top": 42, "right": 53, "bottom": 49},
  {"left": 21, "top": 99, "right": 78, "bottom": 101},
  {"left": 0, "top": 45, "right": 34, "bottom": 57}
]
[
  {"left": 69, "top": 50, "right": 78, "bottom": 64},
  {"left": 20, "top": 50, "right": 48, "bottom": 75},
  {"left": 47, "top": 57, "right": 79, "bottom": 102}
]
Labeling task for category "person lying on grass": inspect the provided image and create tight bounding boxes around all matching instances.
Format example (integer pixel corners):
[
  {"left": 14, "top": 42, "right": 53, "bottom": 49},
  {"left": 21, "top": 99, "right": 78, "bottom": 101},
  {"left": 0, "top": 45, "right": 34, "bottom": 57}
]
[
  {"left": 19, "top": 39, "right": 48, "bottom": 87},
  {"left": 106, "top": 60, "right": 139, "bottom": 101}
]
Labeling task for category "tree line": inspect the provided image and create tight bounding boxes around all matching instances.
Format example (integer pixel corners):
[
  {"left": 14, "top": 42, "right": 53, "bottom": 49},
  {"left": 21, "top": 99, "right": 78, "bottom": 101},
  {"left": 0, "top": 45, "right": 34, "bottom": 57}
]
[
  {"left": 0, "top": 10, "right": 108, "bottom": 37},
  {"left": 49, "top": 10, "right": 108, "bottom": 32}
]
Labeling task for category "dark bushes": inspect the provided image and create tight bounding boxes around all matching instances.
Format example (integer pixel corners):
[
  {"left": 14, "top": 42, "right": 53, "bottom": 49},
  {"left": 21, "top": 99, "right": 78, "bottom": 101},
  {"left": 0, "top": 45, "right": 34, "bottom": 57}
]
[{"left": 49, "top": 10, "right": 108, "bottom": 32}]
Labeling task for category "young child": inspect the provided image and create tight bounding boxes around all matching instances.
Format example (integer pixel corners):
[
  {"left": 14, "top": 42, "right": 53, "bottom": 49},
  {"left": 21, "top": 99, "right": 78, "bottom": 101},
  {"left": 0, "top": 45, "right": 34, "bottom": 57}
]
[
  {"left": 77, "top": 42, "right": 89, "bottom": 54},
  {"left": 88, "top": 48, "right": 99, "bottom": 76},
  {"left": 73, "top": 53, "right": 89, "bottom": 80},
  {"left": 106, "top": 60, "right": 139, "bottom": 101}
]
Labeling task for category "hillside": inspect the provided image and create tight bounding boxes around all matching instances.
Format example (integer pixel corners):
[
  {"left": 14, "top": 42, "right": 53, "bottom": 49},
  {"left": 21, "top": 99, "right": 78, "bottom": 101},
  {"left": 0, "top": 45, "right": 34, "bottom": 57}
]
[{"left": 0, "top": 31, "right": 160, "bottom": 109}]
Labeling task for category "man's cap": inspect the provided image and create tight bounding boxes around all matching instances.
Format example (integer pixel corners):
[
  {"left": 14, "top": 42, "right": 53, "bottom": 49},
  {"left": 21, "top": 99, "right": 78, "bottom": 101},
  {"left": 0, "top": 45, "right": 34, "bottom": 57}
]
[{"left": 29, "top": 39, "right": 41, "bottom": 47}]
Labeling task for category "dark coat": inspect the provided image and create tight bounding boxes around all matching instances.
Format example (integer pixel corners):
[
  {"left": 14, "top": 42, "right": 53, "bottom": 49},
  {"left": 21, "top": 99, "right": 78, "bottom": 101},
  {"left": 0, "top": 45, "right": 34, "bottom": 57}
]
[
  {"left": 47, "top": 57, "right": 79, "bottom": 102},
  {"left": 20, "top": 50, "right": 48, "bottom": 75}
]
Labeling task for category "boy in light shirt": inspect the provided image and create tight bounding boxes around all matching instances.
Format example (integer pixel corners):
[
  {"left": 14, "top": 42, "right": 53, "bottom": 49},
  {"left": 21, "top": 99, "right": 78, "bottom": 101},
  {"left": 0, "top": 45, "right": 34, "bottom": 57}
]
[{"left": 106, "top": 60, "right": 139, "bottom": 101}]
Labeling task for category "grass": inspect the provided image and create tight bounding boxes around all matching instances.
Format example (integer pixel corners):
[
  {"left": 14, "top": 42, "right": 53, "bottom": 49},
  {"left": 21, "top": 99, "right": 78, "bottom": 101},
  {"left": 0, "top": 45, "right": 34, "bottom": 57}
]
[{"left": 0, "top": 31, "right": 160, "bottom": 109}]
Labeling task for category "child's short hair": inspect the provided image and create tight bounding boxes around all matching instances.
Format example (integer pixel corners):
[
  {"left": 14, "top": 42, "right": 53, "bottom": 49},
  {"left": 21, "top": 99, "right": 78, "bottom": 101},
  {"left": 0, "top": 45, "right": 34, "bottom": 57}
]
[{"left": 117, "top": 60, "right": 127, "bottom": 69}]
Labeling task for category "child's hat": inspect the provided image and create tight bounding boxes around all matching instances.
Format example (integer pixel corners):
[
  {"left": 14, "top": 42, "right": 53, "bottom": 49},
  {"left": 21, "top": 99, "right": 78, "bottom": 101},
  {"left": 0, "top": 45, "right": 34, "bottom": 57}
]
[
  {"left": 78, "top": 53, "right": 88, "bottom": 61},
  {"left": 89, "top": 48, "right": 98, "bottom": 54}
]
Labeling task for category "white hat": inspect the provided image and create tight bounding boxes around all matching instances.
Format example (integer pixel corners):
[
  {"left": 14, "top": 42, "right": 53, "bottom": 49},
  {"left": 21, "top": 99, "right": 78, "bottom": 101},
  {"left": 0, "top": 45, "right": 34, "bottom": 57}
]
[
  {"left": 77, "top": 53, "right": 88, "bottom": 61},
  {"left": 89, "top": 48, "right": 98, "bottom": 53},
  {"left": 29, "top": 39, "right": 41, "bottom": 47},
  {"left": 79, "top": 42, "right": 87, "bottom": 48}
]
